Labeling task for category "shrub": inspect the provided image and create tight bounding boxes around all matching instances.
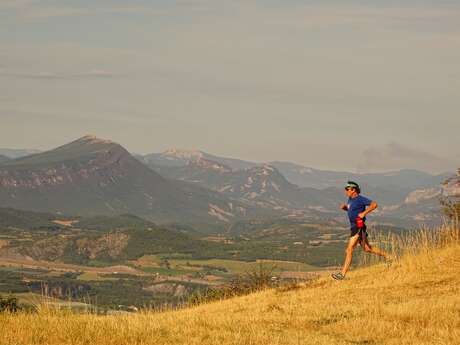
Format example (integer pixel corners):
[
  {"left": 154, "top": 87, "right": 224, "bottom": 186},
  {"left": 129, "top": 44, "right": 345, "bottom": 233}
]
[
  {"left": 0, "top": 294, "right": 20, "bottom": 313},
  {"left": 188, "top": 263, "right": 277, "bottom": 305}
]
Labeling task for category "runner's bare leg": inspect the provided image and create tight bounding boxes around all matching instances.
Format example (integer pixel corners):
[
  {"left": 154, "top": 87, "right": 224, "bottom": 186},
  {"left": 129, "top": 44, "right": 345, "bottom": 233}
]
[
  {"left": 341, "top": 234, "right": 360, "bottom": 276},
  {"left": 361, "top": 233, "right": 389, "bottom": 259}
]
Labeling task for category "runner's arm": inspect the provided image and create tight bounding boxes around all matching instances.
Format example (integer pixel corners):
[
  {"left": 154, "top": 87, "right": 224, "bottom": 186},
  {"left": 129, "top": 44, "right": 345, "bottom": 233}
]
[{"left": 358, "top": 201, "right": 377, "bottom": 218}]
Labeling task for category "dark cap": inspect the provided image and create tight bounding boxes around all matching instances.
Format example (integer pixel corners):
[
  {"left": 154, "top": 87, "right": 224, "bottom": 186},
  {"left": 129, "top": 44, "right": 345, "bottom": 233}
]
[{"left": 345, "top": 181, "right": 360, "bottom": 192}]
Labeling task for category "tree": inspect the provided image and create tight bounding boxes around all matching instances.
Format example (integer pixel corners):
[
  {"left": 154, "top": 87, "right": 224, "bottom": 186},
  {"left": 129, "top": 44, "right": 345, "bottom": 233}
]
[{"left": 441, "top": 169, "right": 460, "bottom": 228}]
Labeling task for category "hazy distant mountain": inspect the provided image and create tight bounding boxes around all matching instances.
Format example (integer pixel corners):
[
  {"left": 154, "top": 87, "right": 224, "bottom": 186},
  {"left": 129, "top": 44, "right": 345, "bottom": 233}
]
[
  {"left": 146, "top": 150, "right": 447, "bottom": 202},
  {"left": 379, "top": 172, "right": 459, "bottom": 226},
  {"left": 0, "top": 136, "right": 263, "bottom": 223},
  {"left": 0, "top": 155, "right": 10, "bottom": 164},
  {"left": 149, "top": 157, "right": 410, "bottom": 214},
  {"left": 0, "top": 148, "right": 41, "bottom": 159},
  {"left": 143, "top": 149, "right": 259, "bottom": 170},
  {"left": 147, "top": 157, "right": 342, "bottom": 215},
  {"left": 148, "top": 158, "right": 232, "bottom": 185},
  {"left": 269, "top": 161, "right": 449, "bottom": 190},
  {"left": 0, "top": 139, "right": 451, "bottom": 227},
  {"left": 143, "top": 149, "right": 448, "bottom": 190},
  {"left": 267, "top": 161, "right": 451, "bottom": 225},
  {"left": 146, "top": 154, "right": 451, "bottom": 226}
]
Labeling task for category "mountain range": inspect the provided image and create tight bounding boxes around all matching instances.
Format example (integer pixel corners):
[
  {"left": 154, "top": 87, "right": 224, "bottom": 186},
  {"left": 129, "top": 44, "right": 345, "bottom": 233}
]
[
  {"left": 140, "top": 149, "right": 453, "bottom": 226},
  {"left": 142, "top": 149, "right": 448, "bottom": 189},
  {"left": 143, "top": 149, "right": 257, "bottom": 170},
  {"left": 0, "top": 136, "right": 455, "bottom": 227},
  {"left": 0, "top": 136, "right": 266, "bottom": 224},
  {"left": 145, "top": 158, "right": 340, "bottom": 216}
]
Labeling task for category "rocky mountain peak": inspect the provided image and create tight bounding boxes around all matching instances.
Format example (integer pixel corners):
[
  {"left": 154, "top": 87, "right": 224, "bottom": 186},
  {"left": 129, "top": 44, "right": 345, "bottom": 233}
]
[
  {"left": 0, "top": 135, "right": 123, "bottom": 170},
  {"left": 162, "top": 148, "right": 204, "bottom": 160},
  {"left": 235, "top": 164, "right": 297, "bottom": 199},
  {"left": 246, "top": 164, "right": 281, "bottom": 177},
  {"left": 189, "top": 158, "right": 232, "bottom": 173},
  {"left": 404, "top": 188, "right": 442, "bottom": 204},
  {"left": 78, "top": 134, "right": 114, "bottom": 145},
  {"left": 0, "top": 135, "right": 139, "bottom": 191},
  {"left": 81, "top": 134, "right": 97, "bottom": 140}
]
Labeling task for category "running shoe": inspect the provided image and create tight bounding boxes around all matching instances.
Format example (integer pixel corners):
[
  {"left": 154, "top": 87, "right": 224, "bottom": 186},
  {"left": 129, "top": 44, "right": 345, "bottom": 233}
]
[{"left": 331, "top": 272, "right": 345, "bottom": 280}]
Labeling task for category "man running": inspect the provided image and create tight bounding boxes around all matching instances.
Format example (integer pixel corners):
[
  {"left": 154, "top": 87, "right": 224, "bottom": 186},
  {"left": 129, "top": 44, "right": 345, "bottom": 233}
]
[{"left": 332, "top": 181, "right": 389, "bottom": 280}]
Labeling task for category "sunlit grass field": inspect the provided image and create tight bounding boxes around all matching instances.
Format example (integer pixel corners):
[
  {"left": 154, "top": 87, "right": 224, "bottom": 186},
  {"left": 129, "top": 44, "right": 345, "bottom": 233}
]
[{"left": 1, "top": 225, "right": 459, "bottom": 345}]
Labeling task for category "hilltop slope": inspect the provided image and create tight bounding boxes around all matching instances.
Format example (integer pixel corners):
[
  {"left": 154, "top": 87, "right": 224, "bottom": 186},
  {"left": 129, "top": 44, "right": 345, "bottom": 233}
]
[{"left": 2, "top": 229, "right": 459, "bottom": 345}]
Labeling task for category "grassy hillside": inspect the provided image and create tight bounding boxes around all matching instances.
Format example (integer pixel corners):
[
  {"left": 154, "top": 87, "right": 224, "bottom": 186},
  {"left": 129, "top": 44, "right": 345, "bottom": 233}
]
[
  {"left": 0, "top": 207, "right": 61, "bottom": 229},
  {"left": 1, "top": 226, "right": 459, "bottom": 345}
]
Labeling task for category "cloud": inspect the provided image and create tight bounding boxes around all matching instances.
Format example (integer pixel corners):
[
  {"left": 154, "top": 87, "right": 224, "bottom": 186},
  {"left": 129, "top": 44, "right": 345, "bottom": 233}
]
[
  {"left": 21, "top": 7, "right": 89, "bottom": 19},
  {"left": 0, "top": 69, "right": 116, "bottom": 80},
  {"left": 4, "top": 1, "right": 459, "bottom": 26},
  {"left": 73, "top": 70, "right": 115, "bottom": 78},
  {"left": 357, "top": 142, "right": 456, "bottom": 174},
  {"left": 0, "top": 0, "right": 33, "bottom": 10},
  {"left": 0, "top": 0, "right": 87, "bottom": 18},
  {"left": 1, "top": 0, "right": 221, "bottom": 21},
  {"left": 0, "top": 70, "right": 63, "bottom": 79}
]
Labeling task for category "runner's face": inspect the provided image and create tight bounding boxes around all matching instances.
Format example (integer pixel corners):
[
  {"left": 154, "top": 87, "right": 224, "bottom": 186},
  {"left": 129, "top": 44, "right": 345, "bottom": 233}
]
[{"left": 345, "top": 188, "right": 356, "bottom": 198}]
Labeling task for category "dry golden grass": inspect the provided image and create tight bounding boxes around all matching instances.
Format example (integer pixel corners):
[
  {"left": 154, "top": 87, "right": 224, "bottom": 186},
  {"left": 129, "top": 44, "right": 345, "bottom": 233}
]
[{"left": 1, "top": 225, "right": 459, "bottom": 345}]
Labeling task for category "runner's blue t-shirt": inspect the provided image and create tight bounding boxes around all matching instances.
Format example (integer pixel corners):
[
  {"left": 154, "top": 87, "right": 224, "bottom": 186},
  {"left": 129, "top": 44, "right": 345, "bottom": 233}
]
[{"left": 347, "top": 195, "right": 372, "bottom": 229}]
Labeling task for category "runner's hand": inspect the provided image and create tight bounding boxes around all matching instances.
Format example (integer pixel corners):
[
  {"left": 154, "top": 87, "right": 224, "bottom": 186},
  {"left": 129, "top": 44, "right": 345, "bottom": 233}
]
[
  {"left": 358, "top": 212, "right": 366, "bottom": 219},
  {"left": 340, "top": 203, "right": 348, "bottom": 211}
]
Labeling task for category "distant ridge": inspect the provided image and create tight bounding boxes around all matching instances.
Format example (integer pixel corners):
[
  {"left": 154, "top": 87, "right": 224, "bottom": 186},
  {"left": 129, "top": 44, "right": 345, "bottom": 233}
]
[
  {"left": 0, "top": 154, "right": 10, "bottom": 164},
  {"left": 2, "top": 135, "right": 117, "bottom": 168},
  {"left": 0, "top": 138, "right": 451, "bottom": 226},
  {"left": 0, "top": 148, "right": 41, "bottom": 159},
  {"left": 145, "top": 151, "right": 449, "bottom": 226},
  {"left": 144, "top": 148, "right": 259, "bottom": 170},
  {"left": 0, "top": 136, "right": 258, "bottom": 223},
  {"left": 269, "top": 161, "right": 448, "bottom": 190},
  {"left": 143, "top": 149, "right": 448, "bottom": 190}
]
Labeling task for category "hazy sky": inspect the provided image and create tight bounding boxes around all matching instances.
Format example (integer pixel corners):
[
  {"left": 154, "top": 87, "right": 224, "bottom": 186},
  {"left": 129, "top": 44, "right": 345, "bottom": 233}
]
[{"left": 1, "top": 0, "right": 459, "bottom": 173}]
